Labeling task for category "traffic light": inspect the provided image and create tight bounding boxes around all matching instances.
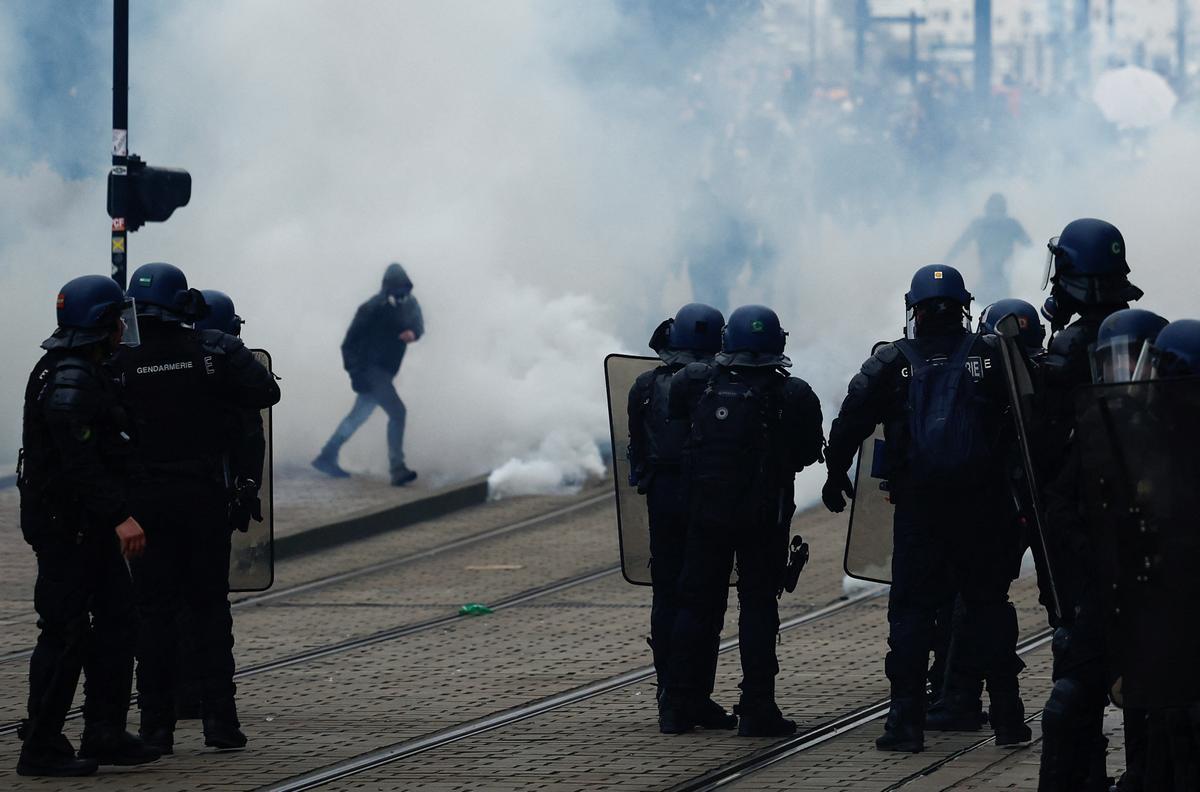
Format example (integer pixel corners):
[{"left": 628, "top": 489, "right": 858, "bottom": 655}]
[{"left": 107, "top": 154, "right": 191, "bottom": 232}]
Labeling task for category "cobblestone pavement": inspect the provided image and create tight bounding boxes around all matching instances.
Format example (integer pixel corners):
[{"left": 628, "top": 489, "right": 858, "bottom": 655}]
[{"left": 0, "top": 483, "right": 1131, "bottom": 790}]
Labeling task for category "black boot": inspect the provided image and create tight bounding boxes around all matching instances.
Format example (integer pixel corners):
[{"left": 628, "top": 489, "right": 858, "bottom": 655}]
[
  {"left": 988, "top": 693, "right": 1032, "bottom": 747},
  {"left": 16, "top": 735, "right": 98, "bottom": 778},
  {"left": 203, "top": 700, "right": 247, "bottom": 750},
  {"left": 876, "top": 697, "right": 924, "bottom": 753},
  {"left": 927, "top": 686, "right": 986, "bottom": 732},
  {"left": 696, "top": 698, "right": 738, "bottom": 730},
  {"left": 735, "top": 699, "right": 796, "bottom": 738},
  {"left": 658, "top": 691, "right": 700, "bottom": 735},
  {"left": 139, "top": 726, "right": 174, "bottom": 756},
  {"left": 79, "top": 728, "right": 162, "bottom": 766}
]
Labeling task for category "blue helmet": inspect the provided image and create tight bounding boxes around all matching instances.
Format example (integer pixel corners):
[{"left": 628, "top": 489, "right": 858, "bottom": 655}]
[
  {"left": 716, "top": 305, "right": 790, "bottom": 367},
  {"left": 1092, "top": 309, "right": 1168, "bottom": 383},
  {"left": 194, "top": 290, "right": 243, "bottom": 336},
  {"left": 1042, "top": 218, "right": 1142, "bottom": 305},
  {"left": 43, "top": 275, "right": 136, "bottom": 350},
  {"left": 1146, "top": 319, "right": 1200, "bottom": 379},
  {"left": 979, "top": 298, "right": 1045, "bottom": 352},
  {"left": 905, "top": 264, "right": 972, "bottom": 308},
  {"left": 127, "top": 262, "right": 209, "bottom": 322},
  {"left": 649, "top": 303, "right": 725, "bottom": 364}
]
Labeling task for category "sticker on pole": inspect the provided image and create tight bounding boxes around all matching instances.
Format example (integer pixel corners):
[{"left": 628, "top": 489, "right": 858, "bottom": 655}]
[{"left": 112, "top": 129, "right": 128, "bottom": 157}]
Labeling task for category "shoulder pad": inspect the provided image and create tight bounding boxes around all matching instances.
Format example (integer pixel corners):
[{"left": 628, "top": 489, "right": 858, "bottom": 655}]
[
  {"left": 782, "top": 376, "right": 815, "bottom": 401},
  {"left": 979, "top": 333, "right": 1001, "bottom": 350},
  {"left": 680, "top": 361, "right": 713, "bottom": 380},
  {"left": 872, "top": 342, "right": 901, "bottom": 364},
  {"left": 49, "top": 357, "right": 101, "bottom": 390},
  {"left": 198, "top": 328, "right": 247, "bottom": 356},
  {"left": 1048, "top": 320, "right": 1096, "bottom": 359}
]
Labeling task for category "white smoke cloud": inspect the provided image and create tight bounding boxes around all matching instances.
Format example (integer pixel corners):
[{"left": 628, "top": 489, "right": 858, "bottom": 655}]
[{"left": 1, "top": 2, "right": 1199, "bottom": 503}]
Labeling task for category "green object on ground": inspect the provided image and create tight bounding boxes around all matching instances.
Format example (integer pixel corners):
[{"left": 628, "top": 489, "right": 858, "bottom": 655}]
[{"left": 459, "top": 603, "right": 493, "bottom": 616}]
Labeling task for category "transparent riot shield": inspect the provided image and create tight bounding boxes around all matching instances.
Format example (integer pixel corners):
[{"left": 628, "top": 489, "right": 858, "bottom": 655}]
[
  {"left": 1075, "top": 377, "right": 1200, "bottom": 710},
  {"left": 604, "top": 354, "right": 659, "bottom": 585},
  {"left": 843, "top": 426, "right": 894, "bottom": 584},
  {"left": 228, "top": 349, "right": 274, "bottom": 592}
]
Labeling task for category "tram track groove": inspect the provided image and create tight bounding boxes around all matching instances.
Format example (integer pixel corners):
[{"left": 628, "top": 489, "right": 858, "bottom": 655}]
[
  {"left": 256, "top": 585, "right": 890, "bottom": 792},
  {"left": 0, "top": 491, "right": 614, "bottom": 665},
  {"left": 669, "top": 630, "right": 1055, "bottom": 792}
]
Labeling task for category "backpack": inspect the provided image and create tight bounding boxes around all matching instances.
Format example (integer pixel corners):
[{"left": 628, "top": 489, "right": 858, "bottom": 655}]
[
  {"left": 686, "top": 368, "right": 776, "bottom": 495},
  {"left": 894, "top": 334, "right": 990, "bottom": 486}
]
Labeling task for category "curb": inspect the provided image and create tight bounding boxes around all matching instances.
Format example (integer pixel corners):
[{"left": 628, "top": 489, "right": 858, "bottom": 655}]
[{"left": 274, "top": 474, "right": 491, "bottom": 561}]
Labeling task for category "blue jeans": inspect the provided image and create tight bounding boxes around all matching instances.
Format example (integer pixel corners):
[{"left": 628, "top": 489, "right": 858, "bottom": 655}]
[{"left": 322, "top": 368, "right": 407, "bottom": 474}]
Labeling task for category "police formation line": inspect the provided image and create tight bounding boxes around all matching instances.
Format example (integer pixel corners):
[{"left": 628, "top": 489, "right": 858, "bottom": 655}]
[
  {"left": 623, "top": 217, "right": 1200, "bottom": 791},
  {"left": 16, "top": 263, "right": 280, "bottom": 777}
]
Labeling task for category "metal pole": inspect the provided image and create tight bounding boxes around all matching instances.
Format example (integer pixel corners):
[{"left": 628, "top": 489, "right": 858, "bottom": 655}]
[
  {"left": 1075, "top": 0, "right": 1091, "bottom": 86},
  {"left": 908, "top": 11, "right": 919, "bottom": 91},
  {"left": 855, "top": 0, "right": 868, "bottom": 75},
  {"left": 111, "top": 0, "right": 129, "bottom": 288},
  {"left": 1178, "top": 0, "right": 1188, "bottom": 93},
  {"left": 974, "top": 0, "right": 992, "bottom": 104}
]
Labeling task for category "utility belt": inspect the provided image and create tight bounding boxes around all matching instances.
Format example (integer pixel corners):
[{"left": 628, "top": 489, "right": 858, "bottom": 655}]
[{"left": 130, "top": 457, "right": 223, "bottom": 485}]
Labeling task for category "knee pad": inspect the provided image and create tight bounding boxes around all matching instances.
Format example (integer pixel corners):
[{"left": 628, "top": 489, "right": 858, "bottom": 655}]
[{"left": 1043, "top": 678, "right": 1087, "bottom": 732}]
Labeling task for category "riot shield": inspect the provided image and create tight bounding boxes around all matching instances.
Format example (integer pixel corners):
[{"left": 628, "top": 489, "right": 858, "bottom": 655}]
[
  {"left": 843, "top": 426, "right": 894, "bottom": 584},
  {"left": 604, "top": 354, "right": 658, "bottom": 585},
  {"left": 994, "top": 314, "right": 1062, "bottom": 621},
  {"left": 228, "top": 349, "right": 274, "bottom": 592},
  {"left": 1075, "top": 377, "right": 1200, "bottom": 710}
]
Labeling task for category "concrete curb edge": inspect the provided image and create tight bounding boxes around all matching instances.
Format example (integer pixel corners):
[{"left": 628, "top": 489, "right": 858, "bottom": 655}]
[{"left": 274, "top": 474, "right": 491, "bottom": 561}]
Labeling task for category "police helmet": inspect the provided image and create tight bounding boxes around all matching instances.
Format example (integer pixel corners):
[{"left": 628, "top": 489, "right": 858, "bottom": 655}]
[
  {"left": 43, "top": 275, "right": 138, "bottom": 350},
  {"left": 1143, "top": 319, "right": 1200, "bottom": 379},
  {"left": 127, "top": 262, "right": 209, "bottom": 322},
  {"left": 1041, "top": 218, "right": 1143, "bottom": 306},
  {"left": 194, "top": 290, "right": 243, "bottom": 336},
  {"left": 979, "top": 298, "right": 1045, "bottom": 352},
  {"left": 716, "top": 305, "right": 790, "bottom": 367},
  {"left": 1092, "top": 309, "right": 1168, "bottom": 384},
  {"left": 905, "top": 264, "right": 972, "bottom": 308},
  {"left": 648, "top": 303, "right": 725, "bottom": 364}
]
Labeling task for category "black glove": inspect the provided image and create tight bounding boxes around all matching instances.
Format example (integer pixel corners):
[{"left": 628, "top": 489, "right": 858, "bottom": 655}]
[
  {"left": 822, "top": 471, "right": 855, "bottom": 513},
  {"left": 229, "top": 479, "right": 263, "bottom": 533}
]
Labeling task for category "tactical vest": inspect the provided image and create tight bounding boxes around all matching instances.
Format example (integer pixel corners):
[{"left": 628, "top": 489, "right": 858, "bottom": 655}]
[{"left": 684, "top": 368, "right": 778, "bottom": 498}]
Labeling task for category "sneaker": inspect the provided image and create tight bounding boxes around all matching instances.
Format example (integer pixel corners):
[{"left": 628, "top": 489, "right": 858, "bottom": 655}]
[
  {"left": 79, "top": 729, "right": 162, "bottom": 766},
  {"left": 311, "top": 453, "right": 351, "bottom": 478},
  {"left": 390, "top": 467, "right": 418, "bottom": 487}
]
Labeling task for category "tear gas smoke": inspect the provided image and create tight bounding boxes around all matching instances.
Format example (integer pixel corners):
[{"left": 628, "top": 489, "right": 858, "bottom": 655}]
[{"left": 1, "top": 3, "right": 1198, "bottom": 502}]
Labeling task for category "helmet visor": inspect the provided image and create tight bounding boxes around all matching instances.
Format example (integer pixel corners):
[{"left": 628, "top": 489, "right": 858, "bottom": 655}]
[
  {"left": 119, "top": 299, "right": 141, "bottom": 347},
  {"left": 1090, "top": 335, "right": 1146, "bottom": 384},
  {"left": 1042, "top": 236, "right": 1060, "bottom": 291}
]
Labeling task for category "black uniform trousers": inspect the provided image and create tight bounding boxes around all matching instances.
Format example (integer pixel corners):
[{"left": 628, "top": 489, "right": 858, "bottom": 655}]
[
  {"left": 26, "top": 528, "right": 137, "bottom": 747},
  {"left": 647, "top": 471, "right": 725, "bottom": 696},
  {"left": 667, "top": 493, "right": 785, "bottom": 704},
  {"left": 129, "top": 479, "right": 234, "bottom": 729},
  {"left": 886, "top": 482, "right": 1020, "bottom": 705},
  {"left": 1038, "top": 608, "right": 1110, "bottom": 792}
]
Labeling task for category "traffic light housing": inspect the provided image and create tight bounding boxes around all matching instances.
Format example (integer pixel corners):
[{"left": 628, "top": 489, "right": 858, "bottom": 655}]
[{"left": 107, "top": 154, "right": 191, "bottom": 232}]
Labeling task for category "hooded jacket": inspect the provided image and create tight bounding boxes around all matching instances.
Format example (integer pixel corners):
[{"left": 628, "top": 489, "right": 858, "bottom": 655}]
[{"left": 341, "top": 263, "right": 425, "bottom": 379}]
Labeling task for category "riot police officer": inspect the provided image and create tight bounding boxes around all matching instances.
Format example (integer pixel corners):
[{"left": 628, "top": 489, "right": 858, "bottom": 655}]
[
  {"left": 823, "top": 265, "right": 1027, "bottom": 753},
  {"left": 17, "top": 275, "right": 160, "bottom": 776},
  {"left": 663, "top": 305, "right": 824, "bottom": 737},
  {"left": 627, "top": 303, "right": 734, "bottom": 732},
  {"left": 115, "top": 263, "right": 280, "bottom": 753},
  {"left": 926, "top": 297, "right": 1047, "bottom": 732},
  {"left": 1040, "top": 308, "right": 1169, "bottom": 792}
]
